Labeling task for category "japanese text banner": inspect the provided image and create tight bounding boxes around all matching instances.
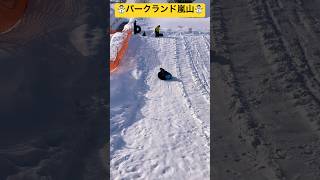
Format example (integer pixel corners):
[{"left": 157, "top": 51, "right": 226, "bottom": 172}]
[{"left": 115, "top": 3, "right": 206, "bottom": 18}]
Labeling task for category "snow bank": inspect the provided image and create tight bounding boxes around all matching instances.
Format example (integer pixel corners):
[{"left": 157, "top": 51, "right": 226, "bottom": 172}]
[
  {"left": 122, "top": 18, "right": 135, "bottom": 31},
  {"left": 110, "top": 32, "right": 127, "bottom": 61}
]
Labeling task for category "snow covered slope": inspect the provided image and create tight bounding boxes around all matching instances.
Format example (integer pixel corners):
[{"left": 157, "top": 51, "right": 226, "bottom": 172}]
[{"left": 110, "top": 18, "right": 210, "bottom": 179}]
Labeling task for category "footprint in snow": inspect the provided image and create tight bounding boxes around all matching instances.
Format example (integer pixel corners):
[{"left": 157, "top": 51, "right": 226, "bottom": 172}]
[{"left": 131, "top": 69, "right": 142, "bottom": 80}]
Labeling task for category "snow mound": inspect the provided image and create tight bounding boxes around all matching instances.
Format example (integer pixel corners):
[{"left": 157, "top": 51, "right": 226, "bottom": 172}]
[{"left": 110, "top": 32, "right": 128, "bottom": 61}]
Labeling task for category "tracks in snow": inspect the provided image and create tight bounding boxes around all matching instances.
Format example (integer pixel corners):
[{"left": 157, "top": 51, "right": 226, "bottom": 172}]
[
  {"left": 175, "top": 34, "right": 210, "bottom": 140},
  {"left": 213, "top": 0, "right": 320, "bottom": 179}
]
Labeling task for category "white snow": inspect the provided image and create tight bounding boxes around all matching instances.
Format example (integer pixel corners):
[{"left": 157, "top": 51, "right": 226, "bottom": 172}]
[
  {"left": 122, "top": 19, "right": 135, "bottom": 32},
  {"left": 110, "top": 2, "right": 210, "bottom": 180},
  {"left": 110, "top": 32, "right": 128, "bottom": 60},
  {"left": 145, "top": 17, "right": 210, "bottom": 32}
]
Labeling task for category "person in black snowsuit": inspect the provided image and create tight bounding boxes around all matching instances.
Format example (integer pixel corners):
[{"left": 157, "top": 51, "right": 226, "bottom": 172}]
[{"left": 158, "top": 68, "right": 172, "bottom": 80}]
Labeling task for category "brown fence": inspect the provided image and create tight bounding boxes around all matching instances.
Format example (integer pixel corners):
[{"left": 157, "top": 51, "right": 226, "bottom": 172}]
[
  {"left": 0, "top": 0, "right": 28, "bottom": 33},
  {"left": 110, "top": 30, "right": 132, "bottom": 72}
]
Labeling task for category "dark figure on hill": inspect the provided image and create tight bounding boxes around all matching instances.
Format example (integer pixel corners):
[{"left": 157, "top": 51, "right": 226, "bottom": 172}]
[
  {"left": 134, "top": 20, "right": 141, "bottom": 34},
  {"left": 158, "top": 68, "right": 172, "bottom": 80},
  {"left": 155, "top": 25, "right": 163, "bottom": 37}
]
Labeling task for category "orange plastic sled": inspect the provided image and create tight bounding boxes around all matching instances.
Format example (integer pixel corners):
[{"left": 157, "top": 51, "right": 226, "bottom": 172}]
[
  {"left": 0, "top": 0, "right": 28, "bottom": 33},
  {"left": 110, "top": 30, "right": 132, "bottom": 72}
]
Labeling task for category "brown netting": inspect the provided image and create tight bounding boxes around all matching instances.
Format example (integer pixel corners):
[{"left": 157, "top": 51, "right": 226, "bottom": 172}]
[{"left": 0, "top": 0, "right": 28, "bottom": 33}]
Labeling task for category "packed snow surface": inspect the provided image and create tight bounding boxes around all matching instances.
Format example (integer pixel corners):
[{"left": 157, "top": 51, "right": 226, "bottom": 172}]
[
  {"left": 110, "top": 17, "right": 210, "bottom": 180},
  {"left": 110, "top": 32, "right": 128, "bottom": 60}
]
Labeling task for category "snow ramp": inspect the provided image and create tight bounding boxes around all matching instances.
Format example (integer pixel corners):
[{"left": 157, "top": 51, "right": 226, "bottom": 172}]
[{"left": 110, "top": 18, "right": 210, "bottom": 179}]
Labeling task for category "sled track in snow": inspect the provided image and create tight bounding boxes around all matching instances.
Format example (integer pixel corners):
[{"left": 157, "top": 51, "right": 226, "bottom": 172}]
[
  {"left": 213, "top": 0, "right": 320, "bottom": 179},
  {"left": 247, "top": 0, "right": 320, "bottom": 129},
  {"left": 181, "top": 34, "right": 210, "bottom": 102},
  {"left": 175, "top": 34, "right": 210, "bottom": 140},
  {"left": 212, "top": 1, "right": 286, "bottom": 179}
]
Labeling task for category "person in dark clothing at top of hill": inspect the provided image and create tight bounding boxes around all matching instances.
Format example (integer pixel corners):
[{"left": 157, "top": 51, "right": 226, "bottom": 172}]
[
  {"left": 155, "top": 25, "right": 163, "bottom": 37},
  {"left": 158, "top": 68, "right": 172, "bottom": 80}
]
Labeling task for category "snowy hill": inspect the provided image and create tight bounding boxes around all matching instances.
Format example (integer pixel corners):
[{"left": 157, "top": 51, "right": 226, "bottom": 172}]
[{"left": 110, "top": 0, "right": 210, "bottom": 179}]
